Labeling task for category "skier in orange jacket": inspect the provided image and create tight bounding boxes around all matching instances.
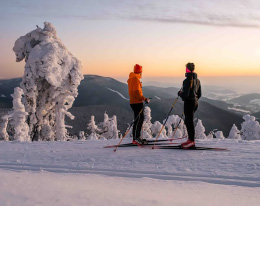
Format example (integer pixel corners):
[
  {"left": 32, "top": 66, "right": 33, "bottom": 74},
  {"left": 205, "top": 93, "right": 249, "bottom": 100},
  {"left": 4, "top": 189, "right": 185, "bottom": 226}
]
[{"left": 127, "top": 64, "right": 150, "bottom": 145}]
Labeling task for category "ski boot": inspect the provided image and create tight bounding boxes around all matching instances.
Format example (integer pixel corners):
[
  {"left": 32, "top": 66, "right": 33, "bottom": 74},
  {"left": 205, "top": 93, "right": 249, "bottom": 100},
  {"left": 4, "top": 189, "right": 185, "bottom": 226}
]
[{"left": 181, "top": 139, "right": 195, "bottom": 149}]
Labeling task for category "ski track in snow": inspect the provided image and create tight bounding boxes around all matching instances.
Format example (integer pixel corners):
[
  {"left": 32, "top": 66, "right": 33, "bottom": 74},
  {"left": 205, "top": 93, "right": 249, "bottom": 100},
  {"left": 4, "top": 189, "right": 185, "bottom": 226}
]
[
  {"left": 106, "top": 87, "right": 129, "bottom": 100},
  {"left": 0, "top": 139, "right": 260, "bottom": 188}
]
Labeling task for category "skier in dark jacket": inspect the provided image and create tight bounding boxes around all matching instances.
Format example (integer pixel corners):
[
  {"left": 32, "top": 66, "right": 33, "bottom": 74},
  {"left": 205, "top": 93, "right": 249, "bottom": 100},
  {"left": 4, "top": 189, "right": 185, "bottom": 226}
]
[{"left": 178, "top": 63, "right": 201, "bottom": 149}]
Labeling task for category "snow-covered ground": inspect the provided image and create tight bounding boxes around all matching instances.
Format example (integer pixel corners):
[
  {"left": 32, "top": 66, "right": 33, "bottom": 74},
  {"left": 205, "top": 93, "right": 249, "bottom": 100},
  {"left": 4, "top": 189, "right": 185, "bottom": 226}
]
[{"left": 0, "top": 139, "right": 260, "bottom": 205}]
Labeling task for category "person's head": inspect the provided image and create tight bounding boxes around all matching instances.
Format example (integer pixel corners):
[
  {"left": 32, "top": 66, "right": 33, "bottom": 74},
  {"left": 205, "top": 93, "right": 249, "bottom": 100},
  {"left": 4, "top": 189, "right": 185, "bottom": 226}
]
[
  {"left": 186, "top": 62, "right": 195, "bottom": 73},
  {"left": 134, "top": 64, "right": 142, "bottom": 76}
]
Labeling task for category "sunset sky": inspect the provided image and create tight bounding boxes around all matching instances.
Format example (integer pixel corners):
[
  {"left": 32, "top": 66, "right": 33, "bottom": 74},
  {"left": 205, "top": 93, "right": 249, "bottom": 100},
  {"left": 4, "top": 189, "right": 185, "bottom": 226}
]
[{"left": 0, "top": 0, "right": 260, "bottom": 92}]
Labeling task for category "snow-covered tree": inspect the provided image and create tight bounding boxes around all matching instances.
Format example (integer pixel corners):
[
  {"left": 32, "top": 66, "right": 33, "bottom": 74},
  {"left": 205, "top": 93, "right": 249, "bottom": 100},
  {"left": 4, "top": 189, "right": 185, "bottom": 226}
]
[
  {"left": 0, "top": 116, "right": 10, "bottom": 141},
  {"left": 241, "top": 114, "right": 260, "bottom": 140},
  {"left": 173, "top": 116, "right": 185, "bottom": 139},
  {"left": 41, "top": 119, "right": 55, "bottom": 141},
  {"left": 111, "top": 115, "right": 119, "bottom": 139},
  {"left": 195, "top": 119, "right": 206, "bottom": 139},
  {"left": 164, "top": 115, "right": 176, "bottom": 138},
  {"left": 207, "top": 132, "right": 214, "bottom": 140},
  {"left": 151, "top": 121, "right": 167, "bottom": 138},
  {"left": 12, "top": 22, "right": 83, "bottom": 141},
  {"left": 79, "top": 131, "right": 86, "bottom": 140},
  {"left": 99, "top": 112, "right": 119, "bottom": 139},
  {"left": 11, "top": 87, "right": 30, "bottom": 142},
  {"left": 228, "top": 124, "right": 241, "bottom": 140},
  {"left": 215, "top": 131, "right": 225, "bottom": 140},
  {"left": 99, "top": 112, "right": 109, "bottom": 139},
  {"left": 87, "top": 116, "right": 101, "bottom": 140},
  {"left": 142, "top": 107, "right": 152, "bottom": 139}
]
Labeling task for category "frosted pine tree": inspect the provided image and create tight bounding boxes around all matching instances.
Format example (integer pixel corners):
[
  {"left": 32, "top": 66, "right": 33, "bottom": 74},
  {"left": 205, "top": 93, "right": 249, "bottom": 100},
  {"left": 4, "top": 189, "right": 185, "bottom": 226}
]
[
  {"left": 164, "top": 115, "right": 176, "bottom": 138},
  {"left": 151, "top": 121, "right": 167, "bottom": 138},
  {"left": 79, "top": 131, "right": 86, "bottom": 140},
  {"left": 228, "top": 124, "right": 241, "bottom": 140},
  {"left": 11, "top": 87, "right": 30, "bottom": 142},
  {"left": 215, "top": 131, "right": 225, "bottom": 140},
  {"left": 142, "top": 107, "right": 152, "bottom": 139},
  {"left": 12, "top": 22, "right": 83, "bottom": 141},
  {"left": 100, "top": 112, "right": 109, "bottom": 140},
  {"left": 111, "top": 115, "right": 119, "bottom": 139},
  {"left": 207, "top": 131, "right": 214, "bottom": 140},
  {"left": 195, "top": 119, "right": 207, "bottom": 139},
  {"left": 173, "top": 116, "right": 184, "bottom": 139},
  {"left": 0, "top": 116, "right": 10, "bottom": 141},
  {"left": 87, "top": 116, "right": 101, "bottom": 140},
  {"left": 241, "top": 114, "right": 260, "bottom": 140},
  {"left": 41, "top": 119, "right": 55, "bottom": 141}
]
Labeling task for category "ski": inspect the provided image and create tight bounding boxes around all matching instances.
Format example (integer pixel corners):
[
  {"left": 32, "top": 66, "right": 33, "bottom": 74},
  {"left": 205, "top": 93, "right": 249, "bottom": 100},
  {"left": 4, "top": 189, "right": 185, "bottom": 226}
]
[
  {"left": 104, "top": 141, "right": 179, "bottom": 148},
  {"left": 104, "top": 137, "right": 186, "bottom": 148},
  {"left": 152, "top": 145, "right": 228, "bottom": 151}
]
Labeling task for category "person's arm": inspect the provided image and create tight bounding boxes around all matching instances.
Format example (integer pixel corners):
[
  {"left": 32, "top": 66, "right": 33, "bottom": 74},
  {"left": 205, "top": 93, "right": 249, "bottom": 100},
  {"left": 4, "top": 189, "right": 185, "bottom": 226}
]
[
  {"left": 179, "top": 80, "right": 190, "bottom": 101},
  {"left": 197, "top": 81, "right": 202, "bottom": 100},
  {"left": 132, "top": 77, "right": 146, "bottom": 102}
]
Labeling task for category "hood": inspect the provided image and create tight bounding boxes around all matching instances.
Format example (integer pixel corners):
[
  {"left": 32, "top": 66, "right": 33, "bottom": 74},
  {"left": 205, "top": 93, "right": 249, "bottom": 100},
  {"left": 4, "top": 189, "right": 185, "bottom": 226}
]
[
  {"left": 185, "top": 72, "right": 197, "bottom": 79},
  {"left": 128, "top": 72, "right": 141, "bottom": 80}
]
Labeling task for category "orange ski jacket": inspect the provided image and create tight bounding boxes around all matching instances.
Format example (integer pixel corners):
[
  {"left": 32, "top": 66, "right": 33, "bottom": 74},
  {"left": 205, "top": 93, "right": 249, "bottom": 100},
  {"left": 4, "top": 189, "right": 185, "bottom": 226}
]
[{"left": 127, "top": 72, "right": 146, "bottom": 104}]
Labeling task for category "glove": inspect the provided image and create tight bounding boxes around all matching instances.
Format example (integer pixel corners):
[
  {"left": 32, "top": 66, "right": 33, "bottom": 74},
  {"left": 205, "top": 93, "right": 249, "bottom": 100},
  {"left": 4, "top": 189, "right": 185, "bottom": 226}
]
[
  {"left": 145, "top": 98, "right": 150, "bottom": 103},
  {"left": 178, "top": 91, "right": 182, "bottom": 97}
]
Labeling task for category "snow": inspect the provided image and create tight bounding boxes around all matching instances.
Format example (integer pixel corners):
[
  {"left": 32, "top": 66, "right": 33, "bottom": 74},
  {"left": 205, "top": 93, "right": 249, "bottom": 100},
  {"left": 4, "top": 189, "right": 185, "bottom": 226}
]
[
  {"left": 250, "top": 99, "right": 260, "bottom": 105},
  {"left": 228, "top": 107, "right": 251, "bottom": 113},
  {"left": 106, "top": 87, "right": 129, "bottom": 100},
  {"left": 0, "top": 139, "right": 260, "bottom": 205}
]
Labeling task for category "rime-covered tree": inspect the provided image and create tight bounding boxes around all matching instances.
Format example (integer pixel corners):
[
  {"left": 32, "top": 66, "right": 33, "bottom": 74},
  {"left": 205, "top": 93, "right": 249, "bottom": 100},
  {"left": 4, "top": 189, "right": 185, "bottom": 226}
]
[
  {"left": 87, "top": 116, "right": 101, "bottom": 140},
  {"left": 173, "top": 116, "right": 184, "bottom": 139},
  {"left": 195, "top": 119, "right": 207, "bottom": 139},
  {"left": 0, "top": 116, "right": 10, "bottom": 141},
  {"left": 228, "top": 124, "right": 241, "bottom": 140},
  {"left": 111, "top": 115, "right": 119, "bottom": 139},
  {"left": 151, "top": 121, "right": 167, "bottom": 138},
  {"left": 241, "top": 114, "right": 260, "bottom": 140},
  {"left": 79, "top": 131, "right": 86, "bottom": 140},
  {"left": 12, "top": 22, "right": 83, "bottom": 141},
  {"left": 215, "top": 131, "right": 225, "bottom": 140},
  {"left": 11, "top": 87, "right": 30, "bottom": 142},
  {"left": 99, "top": 112, "right": 119, "bottom": 139},
  {"left": 142, "top": 107, "right": 152, "bottom": 139},
  {"left": 164, "top": 115, "right": 176, "bottom": 138},
  {"left": 99, "top": 112, "right": 109, "bottom": 139}
]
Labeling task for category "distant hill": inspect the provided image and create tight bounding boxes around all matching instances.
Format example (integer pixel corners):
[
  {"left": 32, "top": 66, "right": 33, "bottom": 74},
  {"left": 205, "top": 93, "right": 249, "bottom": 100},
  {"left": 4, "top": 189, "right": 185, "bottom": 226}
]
[
  {"left": 228, "top": 93, "right": 260, "bottom": 113},
  {"left": 0, "top": 75, "right": 247, "bottom": 136}
]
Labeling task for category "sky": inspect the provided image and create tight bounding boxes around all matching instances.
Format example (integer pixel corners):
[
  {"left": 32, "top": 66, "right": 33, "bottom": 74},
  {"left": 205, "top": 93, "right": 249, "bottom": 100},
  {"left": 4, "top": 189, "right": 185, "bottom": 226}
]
[{"left": 0, "top": 0, "right": 260, "bottom": 92}]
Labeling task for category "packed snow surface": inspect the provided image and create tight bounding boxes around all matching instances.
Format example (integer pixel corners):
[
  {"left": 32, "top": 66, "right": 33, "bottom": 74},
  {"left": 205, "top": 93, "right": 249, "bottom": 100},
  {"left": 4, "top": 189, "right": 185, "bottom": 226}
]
[{"left": 0, "top": 139, "right": 260, "bottom": 205}]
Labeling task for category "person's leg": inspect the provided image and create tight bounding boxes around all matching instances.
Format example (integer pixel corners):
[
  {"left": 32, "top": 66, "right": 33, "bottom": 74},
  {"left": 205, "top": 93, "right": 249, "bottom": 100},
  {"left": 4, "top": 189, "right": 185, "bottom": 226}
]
[
  {"left": 184, "top": 101, "right": 195, "bottom": 141},
  {"left": 130, "top": 103, "right": 144, "bottom": 140},
  {"left": 135, "top": 103, "right": 144, "bottom": 139}
]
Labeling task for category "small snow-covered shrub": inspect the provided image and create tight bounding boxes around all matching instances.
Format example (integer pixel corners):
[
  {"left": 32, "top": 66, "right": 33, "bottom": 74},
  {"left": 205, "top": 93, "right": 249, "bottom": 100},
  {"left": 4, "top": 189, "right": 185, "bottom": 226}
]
[
  {"left": 142, "top": 107, "right": 152, "bottom": 139},
  {"left": 151, "top": 121, "right": 167, "bottom": 138},
  {"left": 228, "top": 124, "right": 241, "bottom": 140},
  {"left": 195, "top": 119, "right": 206, "bottom": 139},
  {"left": 241, "top": 114, "right": 260, "bottom": 140},
  {"left": 215, "top": 131, "right": 225, "bottom": 140}
]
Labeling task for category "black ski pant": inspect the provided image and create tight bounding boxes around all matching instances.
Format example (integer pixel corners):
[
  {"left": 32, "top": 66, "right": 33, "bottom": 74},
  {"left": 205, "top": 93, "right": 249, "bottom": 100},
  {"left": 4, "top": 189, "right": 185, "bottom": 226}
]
[
  {"left": 130, "top": 103, "right": 144, "bottom": 140},
  {"left": 184, "top": 100, "right": 198, "bottom": 142}
]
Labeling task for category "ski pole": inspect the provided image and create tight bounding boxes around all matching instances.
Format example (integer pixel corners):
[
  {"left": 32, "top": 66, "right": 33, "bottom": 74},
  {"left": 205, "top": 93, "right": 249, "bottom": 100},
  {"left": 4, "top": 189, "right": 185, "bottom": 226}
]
[
  {"left": 152, "top": 96, "right": 179, "bottom": 149},
  {"left": 171, "top": 112, "right": 185, "bottom": 139},
  {"left": 114, "top": 102, "right": 148, "bottom": 152}
]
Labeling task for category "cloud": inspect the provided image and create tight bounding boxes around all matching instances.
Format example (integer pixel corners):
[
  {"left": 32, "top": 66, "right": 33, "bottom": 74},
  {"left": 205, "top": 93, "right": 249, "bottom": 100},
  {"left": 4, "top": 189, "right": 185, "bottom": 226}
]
[{"left": 3, "top": 0, "right": 260, "bottom": 28}]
